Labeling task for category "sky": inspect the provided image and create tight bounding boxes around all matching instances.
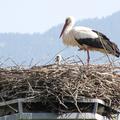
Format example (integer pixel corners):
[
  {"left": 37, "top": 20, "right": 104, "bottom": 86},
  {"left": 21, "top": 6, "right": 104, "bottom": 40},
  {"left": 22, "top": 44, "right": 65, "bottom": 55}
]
[{"left": 0, "top": 0, "right": 120, "bottom": 33}]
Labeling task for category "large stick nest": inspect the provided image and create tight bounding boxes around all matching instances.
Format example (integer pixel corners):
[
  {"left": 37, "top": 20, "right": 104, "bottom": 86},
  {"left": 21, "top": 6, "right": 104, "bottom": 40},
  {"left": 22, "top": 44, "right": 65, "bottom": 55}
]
[{"left": 0, "top": 63, "right": 120, "bottom": 111}]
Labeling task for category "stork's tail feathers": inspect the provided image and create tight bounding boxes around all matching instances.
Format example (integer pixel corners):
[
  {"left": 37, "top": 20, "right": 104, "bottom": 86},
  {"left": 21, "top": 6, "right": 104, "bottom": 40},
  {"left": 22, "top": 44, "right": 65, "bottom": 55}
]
[
  {"left": 115, "top": 52, "right": 120, "bottom": 57},
  {"left": 114, "top": 45, "right": 120, "bottom": 57},
  {"left": 109, "top": 42, "right": 120, "bottom": 58}
]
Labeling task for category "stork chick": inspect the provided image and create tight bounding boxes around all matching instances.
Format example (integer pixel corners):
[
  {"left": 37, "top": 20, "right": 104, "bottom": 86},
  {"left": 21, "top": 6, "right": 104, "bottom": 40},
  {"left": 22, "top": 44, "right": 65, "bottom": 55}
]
[{"left": 55, "top": 54, "right": 62, "bottom": 65}]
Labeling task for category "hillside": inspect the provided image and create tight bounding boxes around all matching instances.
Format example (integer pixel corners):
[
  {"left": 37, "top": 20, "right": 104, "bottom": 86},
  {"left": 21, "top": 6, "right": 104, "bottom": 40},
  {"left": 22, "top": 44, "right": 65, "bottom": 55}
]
[{"left": 0, "top": 11, "right": 120, "bottom": 66}]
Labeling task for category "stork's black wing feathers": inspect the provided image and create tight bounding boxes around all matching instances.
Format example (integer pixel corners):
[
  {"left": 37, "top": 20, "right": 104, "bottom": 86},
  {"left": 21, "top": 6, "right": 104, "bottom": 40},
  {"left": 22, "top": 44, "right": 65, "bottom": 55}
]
[
  {"left": 75, "top": 30, "right": 120, "bottom": 57},
  {"left": 75, "top": 30, "right": 111, "bottom": 49},
  {"left": 93, "top": 30, "right": 120, "bottom": 57},
  {"left": 92, "top": 30, "right": 114, "bottom": 49},
  {"left": 75, "top": 37, "right": 103, "bottom": 49},
  {"left": 92, "top": 30, "right": 110, "bottom": 41}
]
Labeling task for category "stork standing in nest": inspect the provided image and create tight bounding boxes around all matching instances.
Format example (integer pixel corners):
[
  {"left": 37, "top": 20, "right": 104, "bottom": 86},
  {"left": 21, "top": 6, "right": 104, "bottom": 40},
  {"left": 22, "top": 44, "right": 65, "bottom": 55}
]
[{"left": 59, "top": 16, "right": 120, "bottom": 64}]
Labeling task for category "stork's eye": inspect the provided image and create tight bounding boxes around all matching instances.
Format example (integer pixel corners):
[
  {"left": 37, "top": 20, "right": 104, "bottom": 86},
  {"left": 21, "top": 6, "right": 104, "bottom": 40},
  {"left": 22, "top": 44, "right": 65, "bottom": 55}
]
[
  {"left": 66, "top": 18, "right": 70, "bottom": 24},
  {"left": 66, "top": 18, "right": 69, "bottom": 23}
]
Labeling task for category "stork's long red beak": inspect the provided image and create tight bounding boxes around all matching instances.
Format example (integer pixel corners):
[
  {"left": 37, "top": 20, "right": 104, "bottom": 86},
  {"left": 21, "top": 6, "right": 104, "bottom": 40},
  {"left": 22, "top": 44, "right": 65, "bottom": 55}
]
[{"left": 59, "top": 22, "right": 67, "bottom": 38}]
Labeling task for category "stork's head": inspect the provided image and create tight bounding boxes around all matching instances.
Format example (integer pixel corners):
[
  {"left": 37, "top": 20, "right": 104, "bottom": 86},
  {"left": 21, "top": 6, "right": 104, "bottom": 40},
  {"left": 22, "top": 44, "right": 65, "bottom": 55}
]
[
  {"left": 59, "top": 16, "right": 75, "bottom": 38},
  {"left": 55, "top": 54, "right": 62, "bottom": 65}
]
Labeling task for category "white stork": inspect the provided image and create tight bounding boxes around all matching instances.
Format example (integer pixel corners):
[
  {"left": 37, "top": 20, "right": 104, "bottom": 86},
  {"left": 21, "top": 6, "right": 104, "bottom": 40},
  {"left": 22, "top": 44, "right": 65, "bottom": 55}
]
[{"left": 59, "top": 16, "right": 120, "bottom": 64}]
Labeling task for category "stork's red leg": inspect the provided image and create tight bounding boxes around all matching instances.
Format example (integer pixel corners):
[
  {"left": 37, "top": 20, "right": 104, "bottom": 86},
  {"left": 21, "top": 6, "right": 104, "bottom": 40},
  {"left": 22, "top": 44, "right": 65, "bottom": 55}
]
[{"left": 86, "top": 49, "right": 90, "bottom": 65}]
